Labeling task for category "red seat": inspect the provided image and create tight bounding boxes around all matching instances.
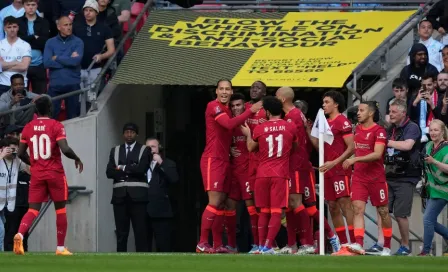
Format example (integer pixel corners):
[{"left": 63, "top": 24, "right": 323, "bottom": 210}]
[{"left": 123, "top": 2, "right": 149, "bottom": 53}]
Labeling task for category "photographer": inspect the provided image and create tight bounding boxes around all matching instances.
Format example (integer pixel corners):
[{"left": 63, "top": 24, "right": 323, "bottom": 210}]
[
  {"left": 0, "top": 136, "right": 30, "bottom": 251},
  {"left": 384, "top": 99, "right": 421, "bottom": 256},
  {"left": 420, "top": 119, "right": 448, "bottom": 256},
  {"left": 0, "top": 74, "right": 39, "bottom": 126}
]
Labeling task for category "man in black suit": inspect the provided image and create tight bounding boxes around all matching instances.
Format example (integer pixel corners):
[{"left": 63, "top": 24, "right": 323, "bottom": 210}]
[
  {"left": 106, "top": 123, "right": 150, "bottom": 252},
  {"left": 145, "top": 137, "right": 178, "bottom": 252}
]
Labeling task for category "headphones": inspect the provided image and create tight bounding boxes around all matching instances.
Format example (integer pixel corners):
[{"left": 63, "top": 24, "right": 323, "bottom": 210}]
[{"left": 147, "top": 137, "right": 164, "bottom": 153}]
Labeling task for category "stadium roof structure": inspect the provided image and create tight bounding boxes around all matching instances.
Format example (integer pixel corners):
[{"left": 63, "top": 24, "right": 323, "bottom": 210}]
[{"left": 112, "top": 10, "right": 415, "bottom": 88}]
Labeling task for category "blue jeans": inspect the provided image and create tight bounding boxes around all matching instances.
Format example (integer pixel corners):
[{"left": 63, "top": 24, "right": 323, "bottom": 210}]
[
  {"left": 48, "top": 84, "right": 81, "bottom": 120},
  {"left": 0, "top": 209, "right": 5, "bottom": 251},
  {"left": 422, "top": 198, "right": 448, "bottom": 253}
]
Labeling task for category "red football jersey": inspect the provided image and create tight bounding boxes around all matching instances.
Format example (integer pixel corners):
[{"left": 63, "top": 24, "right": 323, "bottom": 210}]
[
  {"left": 20, "top": 117, "right": 66, "bottom": 177},
  {"left": 202, "top": 100, "right": 233, "bottom": 161},
  {"left": 253, "top": 119, "right": 297, "bottom": 179},
  {"left": 284, "top": 107, "right": 312, "bottom": 171},
  {"left": 352, "top": 123, "right": 387, "bottom": 183},
  {"left": 230, "top": 127, "right": 249, "bottom": 173},
  {"left": 245, "top": 102, "right": 266, "bottom": 162},
  {"left": 325, "top": 114, "right": 353, "bottom": 177}
]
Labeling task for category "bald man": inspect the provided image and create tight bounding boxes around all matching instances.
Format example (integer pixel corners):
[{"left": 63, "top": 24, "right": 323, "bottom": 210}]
[{"left": 276, "top": 87, "right": 341, "bottom": 255}]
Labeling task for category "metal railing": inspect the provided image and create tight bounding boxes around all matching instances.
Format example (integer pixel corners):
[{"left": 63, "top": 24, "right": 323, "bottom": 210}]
[
  {"left": 28, "top": 186, "right": 93, "bottom": 236},
  {"left": 346, "top": 0, "right": 437, "bottom": 100},
  {"left": 0, "top": 0, "right": 153, "bottom": 120}
]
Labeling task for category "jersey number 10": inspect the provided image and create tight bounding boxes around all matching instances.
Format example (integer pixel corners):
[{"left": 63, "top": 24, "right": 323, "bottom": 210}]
[
  {"left": 266, "top": 134, "right": 283, "bottom": 158},
  {"left": 30, "top": 134, "right": 52, "bottom": 160}
]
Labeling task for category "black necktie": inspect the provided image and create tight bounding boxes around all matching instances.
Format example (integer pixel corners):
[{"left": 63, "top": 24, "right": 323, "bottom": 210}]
[{"left": 126, "top": 145, "right": 131, "bottom": 158}]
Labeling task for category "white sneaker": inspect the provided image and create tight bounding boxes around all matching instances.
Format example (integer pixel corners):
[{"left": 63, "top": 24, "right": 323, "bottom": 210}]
[
  {"left": 295, "top": 245, "right": 315, "bottom": 255},
  {"left": 279, "top": 245, "right": 298, "bottom": 254},
  {"left": 347, "top": 243, "right": 365, "bottom": 255},
  {"left": 381, "top": 247, "right": 392, "bottom": 256}
]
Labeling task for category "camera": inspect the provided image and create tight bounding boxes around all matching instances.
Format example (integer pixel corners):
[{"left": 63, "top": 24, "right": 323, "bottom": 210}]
[{"left": 11, "top": 147, "right": 17, "bottom": 154}]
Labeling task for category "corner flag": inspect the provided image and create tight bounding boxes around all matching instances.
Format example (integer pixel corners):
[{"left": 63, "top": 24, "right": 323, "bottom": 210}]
[{"left": 312, "top": 109, "right": 334, "bottom": 255}]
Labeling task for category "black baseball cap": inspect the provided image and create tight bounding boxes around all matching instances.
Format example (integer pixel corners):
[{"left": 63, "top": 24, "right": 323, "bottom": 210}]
[{"left": 122, "top": 122, "right": 139, "bottom": 134}]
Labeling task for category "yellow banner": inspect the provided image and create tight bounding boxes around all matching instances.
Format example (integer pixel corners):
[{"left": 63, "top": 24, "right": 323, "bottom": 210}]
[{"left": 149, "top": 11, "right": 415, "bottom": 87}]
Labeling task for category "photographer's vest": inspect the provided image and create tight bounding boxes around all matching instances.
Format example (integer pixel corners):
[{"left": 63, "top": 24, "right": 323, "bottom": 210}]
[
  {"left": 112, "top": 145, "right": 148, "bottom": 189},
  {"left": 0, "top": 158, "right": 22, "bottom": 212},
  {"left": 386, "top": 118, "right": 422, "bottom": 179}
]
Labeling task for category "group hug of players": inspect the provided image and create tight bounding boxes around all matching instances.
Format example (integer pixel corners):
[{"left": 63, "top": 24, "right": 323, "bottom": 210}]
[{"left": 196, "top": 79, "right": 393, "bottom": 256}]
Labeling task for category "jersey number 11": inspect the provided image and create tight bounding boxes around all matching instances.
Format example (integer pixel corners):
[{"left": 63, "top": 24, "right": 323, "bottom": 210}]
[{"left": 266, "top": 134, "right": 283, "bottom": 158}]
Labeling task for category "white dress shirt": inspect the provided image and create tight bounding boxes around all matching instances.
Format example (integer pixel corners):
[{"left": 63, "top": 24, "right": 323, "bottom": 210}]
[{"left": 147, "top": 161, "right": 157, "bottom": 183}]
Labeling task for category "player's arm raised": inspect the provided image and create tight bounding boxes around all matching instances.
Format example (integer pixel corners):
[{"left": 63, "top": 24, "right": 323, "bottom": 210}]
[
  {"left": 216, "top": 101, "right": 262, "bottom": 130},
  {"left": 57, "top": 139, "right": 83, "bottom": 173},
  {"left": 241, "top": 122, "right": 259, "bottom": 152}
]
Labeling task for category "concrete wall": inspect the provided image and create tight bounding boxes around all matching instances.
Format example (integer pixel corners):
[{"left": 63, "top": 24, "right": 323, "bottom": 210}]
[
  {"left": 29, "top": 115, "right": 98, "bottom": 252},
  {"left": 28, "top": 84, "right": 163, "bottom": 252}
]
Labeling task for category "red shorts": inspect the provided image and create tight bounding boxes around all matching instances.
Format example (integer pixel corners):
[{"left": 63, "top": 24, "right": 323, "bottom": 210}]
[
  {"left": 228, "top": 169, "right": 252, "bottom": 201},
  {"left": 351, "top": 181, "right": 388, "bottom": 207},
  {"left": 248, "top": 158, "right": 259, "bottom": 189},
  {"left": 289, "top": 170, "right": 316, "bottom": 204},
  {"left": 200, "top": 157, "right": 230, "bottom": 193},
  {"left": 254, "top": 177, "right": 289, "bottom": 209},
  {"left": 29, "top": 172, "right": 68, "bottom": 203},
  {"left": 324, "top": 175, "right": 351, "bottom": 201}
]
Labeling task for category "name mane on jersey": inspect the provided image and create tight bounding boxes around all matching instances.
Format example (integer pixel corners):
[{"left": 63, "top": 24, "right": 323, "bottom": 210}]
[
  {"left": 264, "top": 125, "right": 286, "bottom": 132},
  {"left": 34, "top": 125, "right": 46, "bottom": 131}
]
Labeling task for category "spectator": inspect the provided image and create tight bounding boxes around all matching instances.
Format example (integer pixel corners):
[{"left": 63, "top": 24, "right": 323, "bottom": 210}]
[
  {"left": 410, "top": 75, "right": 441, "bottom": 141},
  {"left": 106, "top": 123, "right": 150, "bottom": 252},
  {"left": 427, "top": 0, "right": 448, "bottom": 45},
  {"left": 2, "top": 125, "right": 30, "bottom": 252},
  {"left": 108, "top": 0, "right": 130, "bottom": 24},
  {"left": 0, "top": 16, "right": 31, "bottom": 95},
  {"left": 437, "top": 72, "right": 448, "bottom": 122},
  {"left": 293, "top": 99, "right": 308, "bottom": 115},
  {"left": 73, "top": 0, "right": 114, "bottom": 96},
  {"left": 407, "top": 20, "right": 444, "bottom": 72},
  {"left": 96, "top": 0, "right": 121, "bottom": 42},
  {"left": 0, "top": 136, "right": 30, "bottom": 252},
  {"left": 53, "top": 0, "right": 84, "bottom": 23},
  {"left": 384, "top": 99, "right": 421, "bottom": 256},
  {"left": 145, "top": 137, "right": 178, "bottom": 252},
  {"left": 400, "top": 43, "right": 439, "bottom": 85},
  {"left": 440, "top": 45, "right": 448, "bottom": 73},
  {"left": 0, "top": 74, "right": 38, "bottom": 126},
  {"left": 420, "top": 119, "right": 448, "bottom": 256},
  {"left": 0, "top": 1, "right": 13, "bottom": 11},
  {"left": 0, "top": 0, "right": 41, "bottom": 40},
  {"left": 385, "top": 78, "right": 409, "bottom": 124},
  {"left": 43, "top": 16, "right": 83, "bottom": 119},
  {"left": 18, "top": 0, "right": 49, "bottom": 94}
]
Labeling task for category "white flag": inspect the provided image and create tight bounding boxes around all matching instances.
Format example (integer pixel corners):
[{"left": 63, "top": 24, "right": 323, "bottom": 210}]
[{"left": 311, "top": 109, "right": 334, "bottom": 145}]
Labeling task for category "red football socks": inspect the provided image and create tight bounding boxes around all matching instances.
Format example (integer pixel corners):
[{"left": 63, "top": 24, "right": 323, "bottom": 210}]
[
  {"left": 286, "top": 209, "right": 297, "bottom": 246},
  {"left": 295, "top": 205, "right": 313, "bottom": 245},
  {"left": 335, "top": 226, "right": 348, "bottom": 245},
  {"left": 18, "top": 208, "right": 39, "bottom": 236},
  {"left": 56, "top": 208, "right": 68, "bottom": 247},
  {"left": 265, "top": 209, "right": 282, "bottom": 248},
  {"left": 348, "top": 225, "right": 355, "bottom": 244},
  {"left": 224, "top": 210, "right": 237, "bottom": 248},
  {"left": 212, "top": 208, "right": 225, "bottom": 248},
  {"left": 383, "top": 228, "right": 392, "bottom": 249},
  {"left": 354, "top": 228, "right": 365, "bottom": 247},
  {"left": 247, "top": 206, "right": 259, "bottom": 246},
  {"left": 308, "top": 206, "right": 335, "bottom": 238},
  {"left": 199, "top": 205, "right": 218, "bottom": 244},
  {"left": 258, "top": 209, "right": 270, "bottom": 247}
]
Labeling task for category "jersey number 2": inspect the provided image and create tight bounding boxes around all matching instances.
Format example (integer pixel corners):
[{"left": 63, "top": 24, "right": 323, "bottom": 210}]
[
  {"left": 30, "top": 134, "right": 51, "bottom": 160},
  {"left": 266, "top": 134, "right": 283, "bottom": 158}
]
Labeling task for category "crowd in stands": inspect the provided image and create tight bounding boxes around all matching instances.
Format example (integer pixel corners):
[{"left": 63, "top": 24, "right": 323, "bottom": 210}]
[{"left": 0, "top": 0, "right": 136, "bottom": 133}]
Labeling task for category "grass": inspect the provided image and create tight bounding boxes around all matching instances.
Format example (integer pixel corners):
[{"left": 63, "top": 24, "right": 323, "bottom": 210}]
[{"left": 1, "top": 253, "right": 448, "bottom": 272}]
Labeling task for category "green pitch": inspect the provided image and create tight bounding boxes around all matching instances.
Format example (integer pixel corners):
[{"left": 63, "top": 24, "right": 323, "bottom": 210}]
[{"left": 1, "top": 253, "right": 447, "bottom": 272}]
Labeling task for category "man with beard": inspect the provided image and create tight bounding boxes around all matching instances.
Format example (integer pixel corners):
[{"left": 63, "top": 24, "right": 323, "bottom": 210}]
[
  {"left": 400, "top": 43, "right": 439, "bottom": 85},
  {"left": 437, "top": 72, "right": 448, "bottom": 122},
  {"left": 245, "top": 80, "right": 267, "bottom": 254}
]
